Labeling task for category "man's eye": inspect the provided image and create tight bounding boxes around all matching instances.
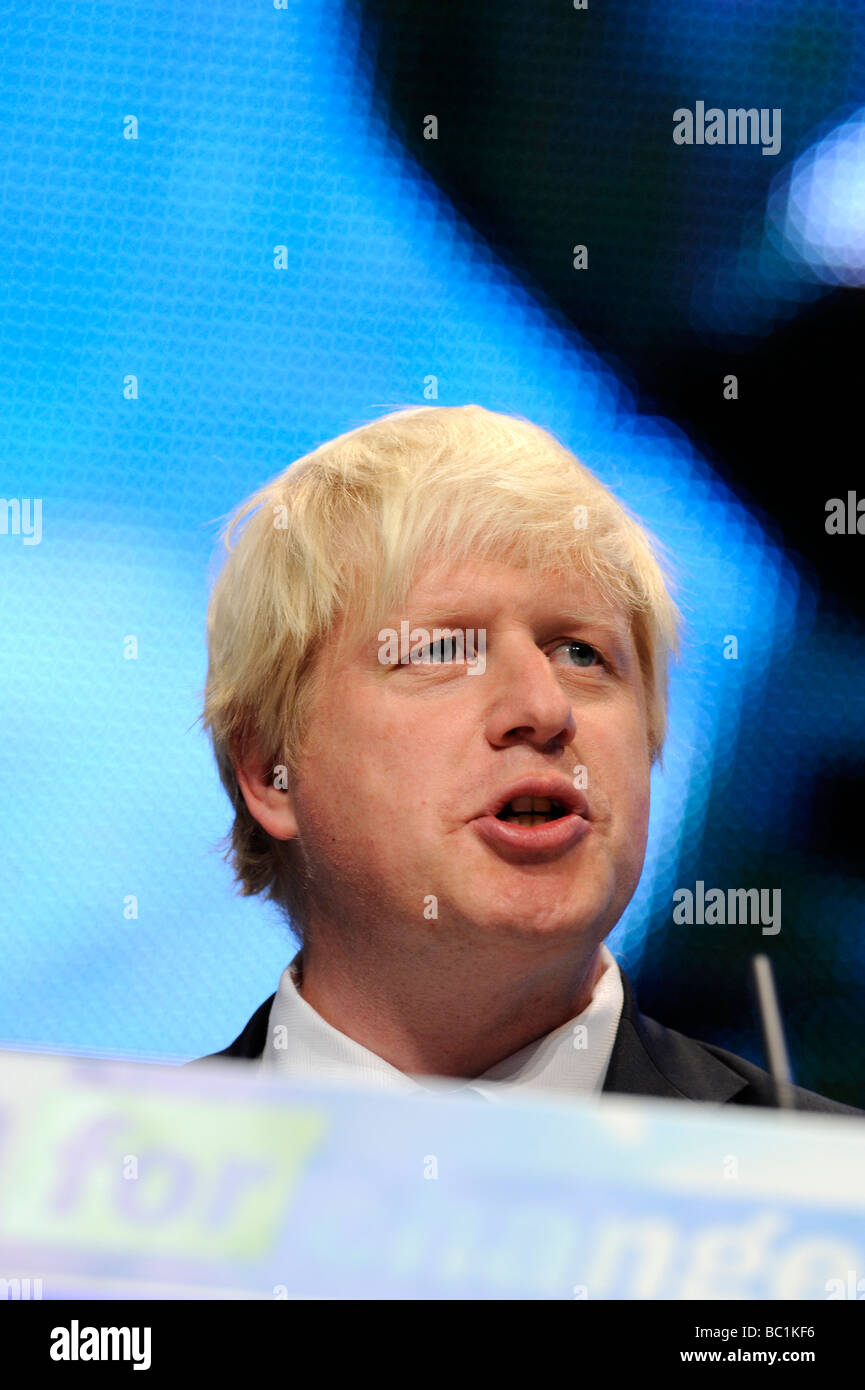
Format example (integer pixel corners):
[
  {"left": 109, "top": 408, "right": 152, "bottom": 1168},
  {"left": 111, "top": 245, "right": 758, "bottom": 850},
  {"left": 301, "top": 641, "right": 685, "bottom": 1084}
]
[
  {"left": 422, "top": 640, "right": 452, "bottom": 663},
  {"left": 403, "top": 635, "right": 476, "bottom": 664},
  {"left": 550, "top": 640, "right": 604, "bottom": 668}
]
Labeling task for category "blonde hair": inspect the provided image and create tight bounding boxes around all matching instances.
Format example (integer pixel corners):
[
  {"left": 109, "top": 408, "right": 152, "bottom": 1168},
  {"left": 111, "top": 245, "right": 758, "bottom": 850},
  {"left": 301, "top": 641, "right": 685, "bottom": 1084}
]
[{"left": 203, "top": 404, "right": 682, "bottom": 931}]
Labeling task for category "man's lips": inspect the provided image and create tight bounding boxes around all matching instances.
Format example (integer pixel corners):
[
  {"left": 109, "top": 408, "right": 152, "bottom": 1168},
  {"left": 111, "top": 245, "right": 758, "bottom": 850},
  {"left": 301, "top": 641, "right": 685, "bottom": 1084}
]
[
  {"left": 470, "top": 775, "right": 591, "bottom": 863},
  {"left": 476, "top": 774, "right": 590, "bottom": 821},
  {"left": 471, "top": 809, "right": 591, "bottom": 861}
]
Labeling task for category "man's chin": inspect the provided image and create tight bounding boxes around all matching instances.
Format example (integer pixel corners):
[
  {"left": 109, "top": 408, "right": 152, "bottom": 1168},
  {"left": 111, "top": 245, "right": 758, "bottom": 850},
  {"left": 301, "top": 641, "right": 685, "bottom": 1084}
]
[{"left": 445, "top": 894, "right": 608, "bottom": 944}]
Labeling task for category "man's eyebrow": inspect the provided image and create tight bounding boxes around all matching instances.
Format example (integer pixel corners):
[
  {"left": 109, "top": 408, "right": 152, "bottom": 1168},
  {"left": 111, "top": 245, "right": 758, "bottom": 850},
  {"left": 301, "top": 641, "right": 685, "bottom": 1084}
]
[
  {"left": 550, "top": 608, "right": 630, "bottom": 635},
  {"left": 383, "top": 607, "right": 479, "bottom": 628},
  {"left": 376, "top": 605, "right": 631, "bottom": 641}
]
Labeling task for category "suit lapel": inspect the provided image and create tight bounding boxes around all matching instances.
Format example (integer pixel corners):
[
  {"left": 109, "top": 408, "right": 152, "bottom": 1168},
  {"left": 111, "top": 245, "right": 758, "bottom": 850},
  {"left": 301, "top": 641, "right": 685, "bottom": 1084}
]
[
  {"left": 189, "top": 993, "right": 274, "bottom": 1063},
  {"left": 603, "top": 969, "right": 750, "bottom": 1104}
]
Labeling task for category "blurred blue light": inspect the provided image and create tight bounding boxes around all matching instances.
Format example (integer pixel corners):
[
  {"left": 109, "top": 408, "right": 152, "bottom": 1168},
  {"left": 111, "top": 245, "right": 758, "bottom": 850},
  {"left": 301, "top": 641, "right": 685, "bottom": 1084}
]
[{"left": 774, "top": 106, "right": 865, "bottom": 283}]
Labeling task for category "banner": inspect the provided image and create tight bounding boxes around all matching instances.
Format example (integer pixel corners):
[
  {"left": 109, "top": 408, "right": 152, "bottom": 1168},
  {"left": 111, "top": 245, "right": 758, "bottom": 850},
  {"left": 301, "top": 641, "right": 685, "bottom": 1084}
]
[{"left": 0, "top": 1050, "right": 863, "bottom": 1300}]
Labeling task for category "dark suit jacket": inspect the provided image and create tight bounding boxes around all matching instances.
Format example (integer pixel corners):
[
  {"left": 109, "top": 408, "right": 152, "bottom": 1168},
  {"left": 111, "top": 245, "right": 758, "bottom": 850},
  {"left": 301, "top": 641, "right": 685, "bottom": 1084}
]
[{"left": 190, "top": 968, "right": 862, "bottom": 1115}]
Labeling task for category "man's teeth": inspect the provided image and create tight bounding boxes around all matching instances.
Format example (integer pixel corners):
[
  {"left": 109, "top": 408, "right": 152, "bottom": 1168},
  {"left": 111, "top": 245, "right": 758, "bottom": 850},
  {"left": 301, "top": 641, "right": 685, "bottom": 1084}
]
[{"left": 498, "top": 795, "right": 564, "bottom": 825}]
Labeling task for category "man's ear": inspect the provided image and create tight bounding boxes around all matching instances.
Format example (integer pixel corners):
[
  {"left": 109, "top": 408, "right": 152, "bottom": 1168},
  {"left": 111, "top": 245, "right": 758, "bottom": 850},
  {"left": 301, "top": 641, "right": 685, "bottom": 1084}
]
[{"left": 233, "top": 741, "right": 299, "bottom": 842}]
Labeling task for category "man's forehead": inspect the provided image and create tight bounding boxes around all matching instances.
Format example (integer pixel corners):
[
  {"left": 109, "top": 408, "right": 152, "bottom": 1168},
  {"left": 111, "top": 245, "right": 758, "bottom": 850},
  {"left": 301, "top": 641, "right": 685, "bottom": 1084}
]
[{"left": 401, "top": 555, "right": 631, "bottom": 630}]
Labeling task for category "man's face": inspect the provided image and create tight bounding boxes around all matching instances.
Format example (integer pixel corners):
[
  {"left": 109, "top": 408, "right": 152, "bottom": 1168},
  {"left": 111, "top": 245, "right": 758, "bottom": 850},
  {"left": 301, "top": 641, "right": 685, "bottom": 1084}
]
[{"left": 283, "top": 555, "right": 652, "bottom": 955}]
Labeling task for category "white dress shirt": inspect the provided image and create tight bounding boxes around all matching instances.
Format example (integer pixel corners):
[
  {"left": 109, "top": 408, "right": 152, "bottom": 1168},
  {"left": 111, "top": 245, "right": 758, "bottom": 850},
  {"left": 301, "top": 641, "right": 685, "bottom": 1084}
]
[{"left": 260, "top": 944, "right": 624, "bottom": 1102}]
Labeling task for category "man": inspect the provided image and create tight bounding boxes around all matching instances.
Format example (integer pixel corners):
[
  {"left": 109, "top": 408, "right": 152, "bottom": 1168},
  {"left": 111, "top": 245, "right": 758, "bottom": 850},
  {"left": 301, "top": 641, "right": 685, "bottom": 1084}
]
[{"left": 193, "top": 404, "right": 859, "bottom": 1114}]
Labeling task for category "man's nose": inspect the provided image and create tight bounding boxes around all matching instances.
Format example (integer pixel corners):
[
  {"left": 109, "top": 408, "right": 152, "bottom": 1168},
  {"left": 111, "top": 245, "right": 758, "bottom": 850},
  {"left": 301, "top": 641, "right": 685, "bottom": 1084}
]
[{"left": 484, "top": 643, "right": 577, "bottom": 751}]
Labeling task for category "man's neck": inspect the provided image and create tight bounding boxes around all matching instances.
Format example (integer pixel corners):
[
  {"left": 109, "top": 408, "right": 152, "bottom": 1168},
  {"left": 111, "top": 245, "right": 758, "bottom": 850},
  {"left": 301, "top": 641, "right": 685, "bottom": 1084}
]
[{"left": 294, "top": 933, "right": 606, "bottom": 1079}]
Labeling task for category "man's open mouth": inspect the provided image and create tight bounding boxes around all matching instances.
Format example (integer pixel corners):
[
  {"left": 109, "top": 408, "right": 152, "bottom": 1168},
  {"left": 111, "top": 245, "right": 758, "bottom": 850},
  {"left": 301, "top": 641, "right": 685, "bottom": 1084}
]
[{"left": 495, "top": 796, "right": 571, "bottom": 826}]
